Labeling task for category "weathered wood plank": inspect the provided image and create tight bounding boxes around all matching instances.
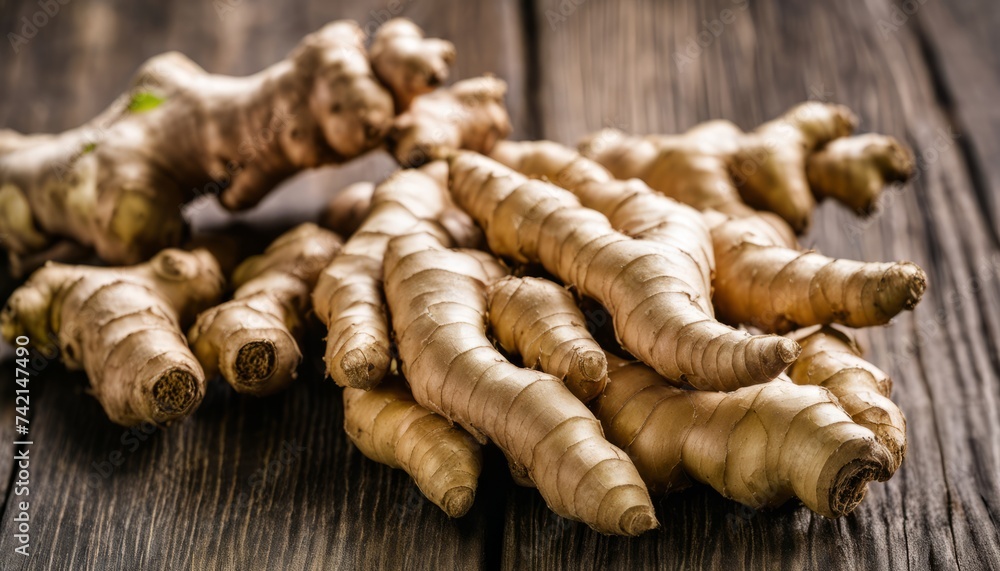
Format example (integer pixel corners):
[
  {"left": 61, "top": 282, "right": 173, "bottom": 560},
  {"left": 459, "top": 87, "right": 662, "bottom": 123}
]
[
  {"left": 0, "top": 0, "right": 529, "bottom": 568},
  {"left": 513, "top": 0, "right": 1000, "bottom": 569},
  {"left": 0, "top": 353, "right": 493, "bottom": 570},
  {"left": 914, "top": 0, "right": 1000, "bottom": 241}
]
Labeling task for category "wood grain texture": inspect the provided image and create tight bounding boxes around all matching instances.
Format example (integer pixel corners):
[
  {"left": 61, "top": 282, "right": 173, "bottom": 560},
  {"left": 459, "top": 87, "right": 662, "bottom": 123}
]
[
  {"left": 0, "top": 353, "right": 493, "bottom": 570},
  {"left": 915, "top": 0, "right": 1000, "bottom": 240},
  {"left": 515, "top": 0, "right": 1000, "bottom": 569}
]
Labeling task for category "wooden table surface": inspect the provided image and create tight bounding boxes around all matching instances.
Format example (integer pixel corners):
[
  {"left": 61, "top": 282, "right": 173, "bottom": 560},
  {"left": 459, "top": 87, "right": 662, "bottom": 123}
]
[{"left": 1, "top": 0, "right": 998, "bottom": 569}]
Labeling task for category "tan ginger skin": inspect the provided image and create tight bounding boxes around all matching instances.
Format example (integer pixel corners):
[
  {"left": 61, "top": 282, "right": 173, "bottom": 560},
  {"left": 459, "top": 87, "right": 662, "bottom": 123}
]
[
  {"left": 448, "top": 151, "right": 800, "bottom": 392},
  {"left": 0, "top": 19, "right": 450, "bottom": 267},
  {"left": 592, "top": 353, "right": 894, "bottom": 518},
  {"left": 788, "top": 326, "right": 907, "bottom": 472},
  {"left": 384, "top": 226, "right": 657, "bottom": 535},
  {"left": 490, "top": 140, "right": 715, "bottom": 303},
  {"left": 321, "top": 182, "right": 376, "bottom": 237},
  {"left": 806, "top": 133, "right": 915, "bottom": 213},
  {"left": 369, "top": 19, "right": 456, "bottom": 112},
  {"left": 1, "top": 249, "right": 224, "bottom": 426},
  {"left": 708, "top": 212, "right": 926, "bottom": 332},
  {"left": 343, "top": 376, "right": 481, "bottom": 518},
  {"left": 389, "top": 76, "right": 512, "bottom": 167},
  {"left": 319, "top": 175, "right": 485, "bottom": 245},
  {"left": 488, "top": 275, "right": 608, "bottom": 403},
  {"left": 313, "top": 161, "right": 480, "bottom": 390},
  {"left": 580, "top": 102, "right": 912, "bottom": 232},
  {"left": 189, "top": 223, "right": 342, "bottom": 396},
  {"left": 498, "top": 136, "right": 925, "bottom": 334}
]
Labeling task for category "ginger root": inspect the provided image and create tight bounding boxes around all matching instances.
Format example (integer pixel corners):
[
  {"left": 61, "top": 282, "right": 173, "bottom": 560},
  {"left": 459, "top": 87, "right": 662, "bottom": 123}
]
[
  {"left": 580, "top": 103, "right": 910, "bottom": 232},
  {"left": 370, "top": 19, "right": 456, "bottom": 112},
  {"left": 806, "top": 133, "right": 915, "bottom": 214},
  {"left": 1, "top": 249, "right": 224, "bottom": 425},
  {"left": 729, "top": 103, "right": 856, "bottom": 229},
  {"left": 487, "top": 275, "right": 608, "bottom": 402},
  {"left": 343, "top": 375, "right": 481, "bottom": 518},
  {"left": 449, "top": 151, "right": 799, "bottom": 391},
  {"left": 0, "top": 19, "right": 449, "bottom": 267},
  {"left": 490, "top": 139, "right": 715, "bottom": 307},
  {"left": 708, "top": 213, "right": 926, "bottom": 332},
  {"left": 189, "top": 223, "right": 342, "bottom": 396},
  {"left": 313, "top": 162, "right": 479, "bottom": 390},
  {"left": 389, "top": 76, "right": 512, "bottom": 167},
  {"left": 592, "top": 353, "right": 893, "bottom": 518},
  {"left": 550, "top": 121, "right": 925, "bottom": 333},
  {"left": 788, "top": 326, "right": 906, "bottom": 472},
  {"left": 384, "top": 227, "right": 657, "bottom": 535},
  {"left": 321, "top": 182, "right": 375, "bottom": 237}
]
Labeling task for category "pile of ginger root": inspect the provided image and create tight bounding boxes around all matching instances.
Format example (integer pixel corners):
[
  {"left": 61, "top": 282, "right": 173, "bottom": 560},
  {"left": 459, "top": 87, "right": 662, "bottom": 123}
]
[{"left": 0, "top": 18, "right": 927, "bottom": 536}]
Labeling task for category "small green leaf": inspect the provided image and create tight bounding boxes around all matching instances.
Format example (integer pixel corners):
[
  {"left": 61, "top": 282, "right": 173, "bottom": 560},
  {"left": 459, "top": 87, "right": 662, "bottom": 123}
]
[
  {"left": 81, "top": 142, "right": 97, "bottom": 154},
  {"left": 128, "top": 92, "right": 165, "bottom": 113}
]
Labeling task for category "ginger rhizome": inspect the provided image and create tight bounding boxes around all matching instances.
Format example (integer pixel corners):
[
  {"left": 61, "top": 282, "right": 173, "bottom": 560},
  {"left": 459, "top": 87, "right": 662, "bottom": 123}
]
[
  {"left": 488, "top": 275, "right": 608, "bottom": 402},
  {"left": 384, "top": 227, "right": 657, "bottom": 535},
  {"left": 369, "top": 19, "right": 456, "bottom": 112},
  {"left": 708, "top": 212, "right": 926, "bottom": 332},
  {"left": 0, "top": 19, "right": 449, "bottom": 267},
  {"left": 343, "top": 375, "right": 481, "bottom": 517},
  {"left": 189, "top": 224, "right": 342, "bottom": 396},
  {"left": 389, "top": 76, "right": 512, "bottom": 167},
  {"left": 1, "top": 249, "right": 224, "bottom": 425},
  {"left": 503, "top": 135, "right": 925, "bottom": 334},
  {"left": 788, "top": 326, "right": 907, "bottom": 472},
  {"left": 313, "top": 162, "right": 479, "bottom": 390},
  {"left": 580, "top": 102, "right": 913, "bottom": 232},
  {"left": 592, "top": 353, "right": 893, "bottom": 518},
  {"left": 448, "top": 151, "right": 799, "bottom": 391},
  {"left": 490, "top": 140, "right": 715, "bottom": 300},
  {"left": 806, "top": 134, "right": 914, "bottom": 214},
  {"left": 321, "top": 182, "right": 375, "bottom": 237}
]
